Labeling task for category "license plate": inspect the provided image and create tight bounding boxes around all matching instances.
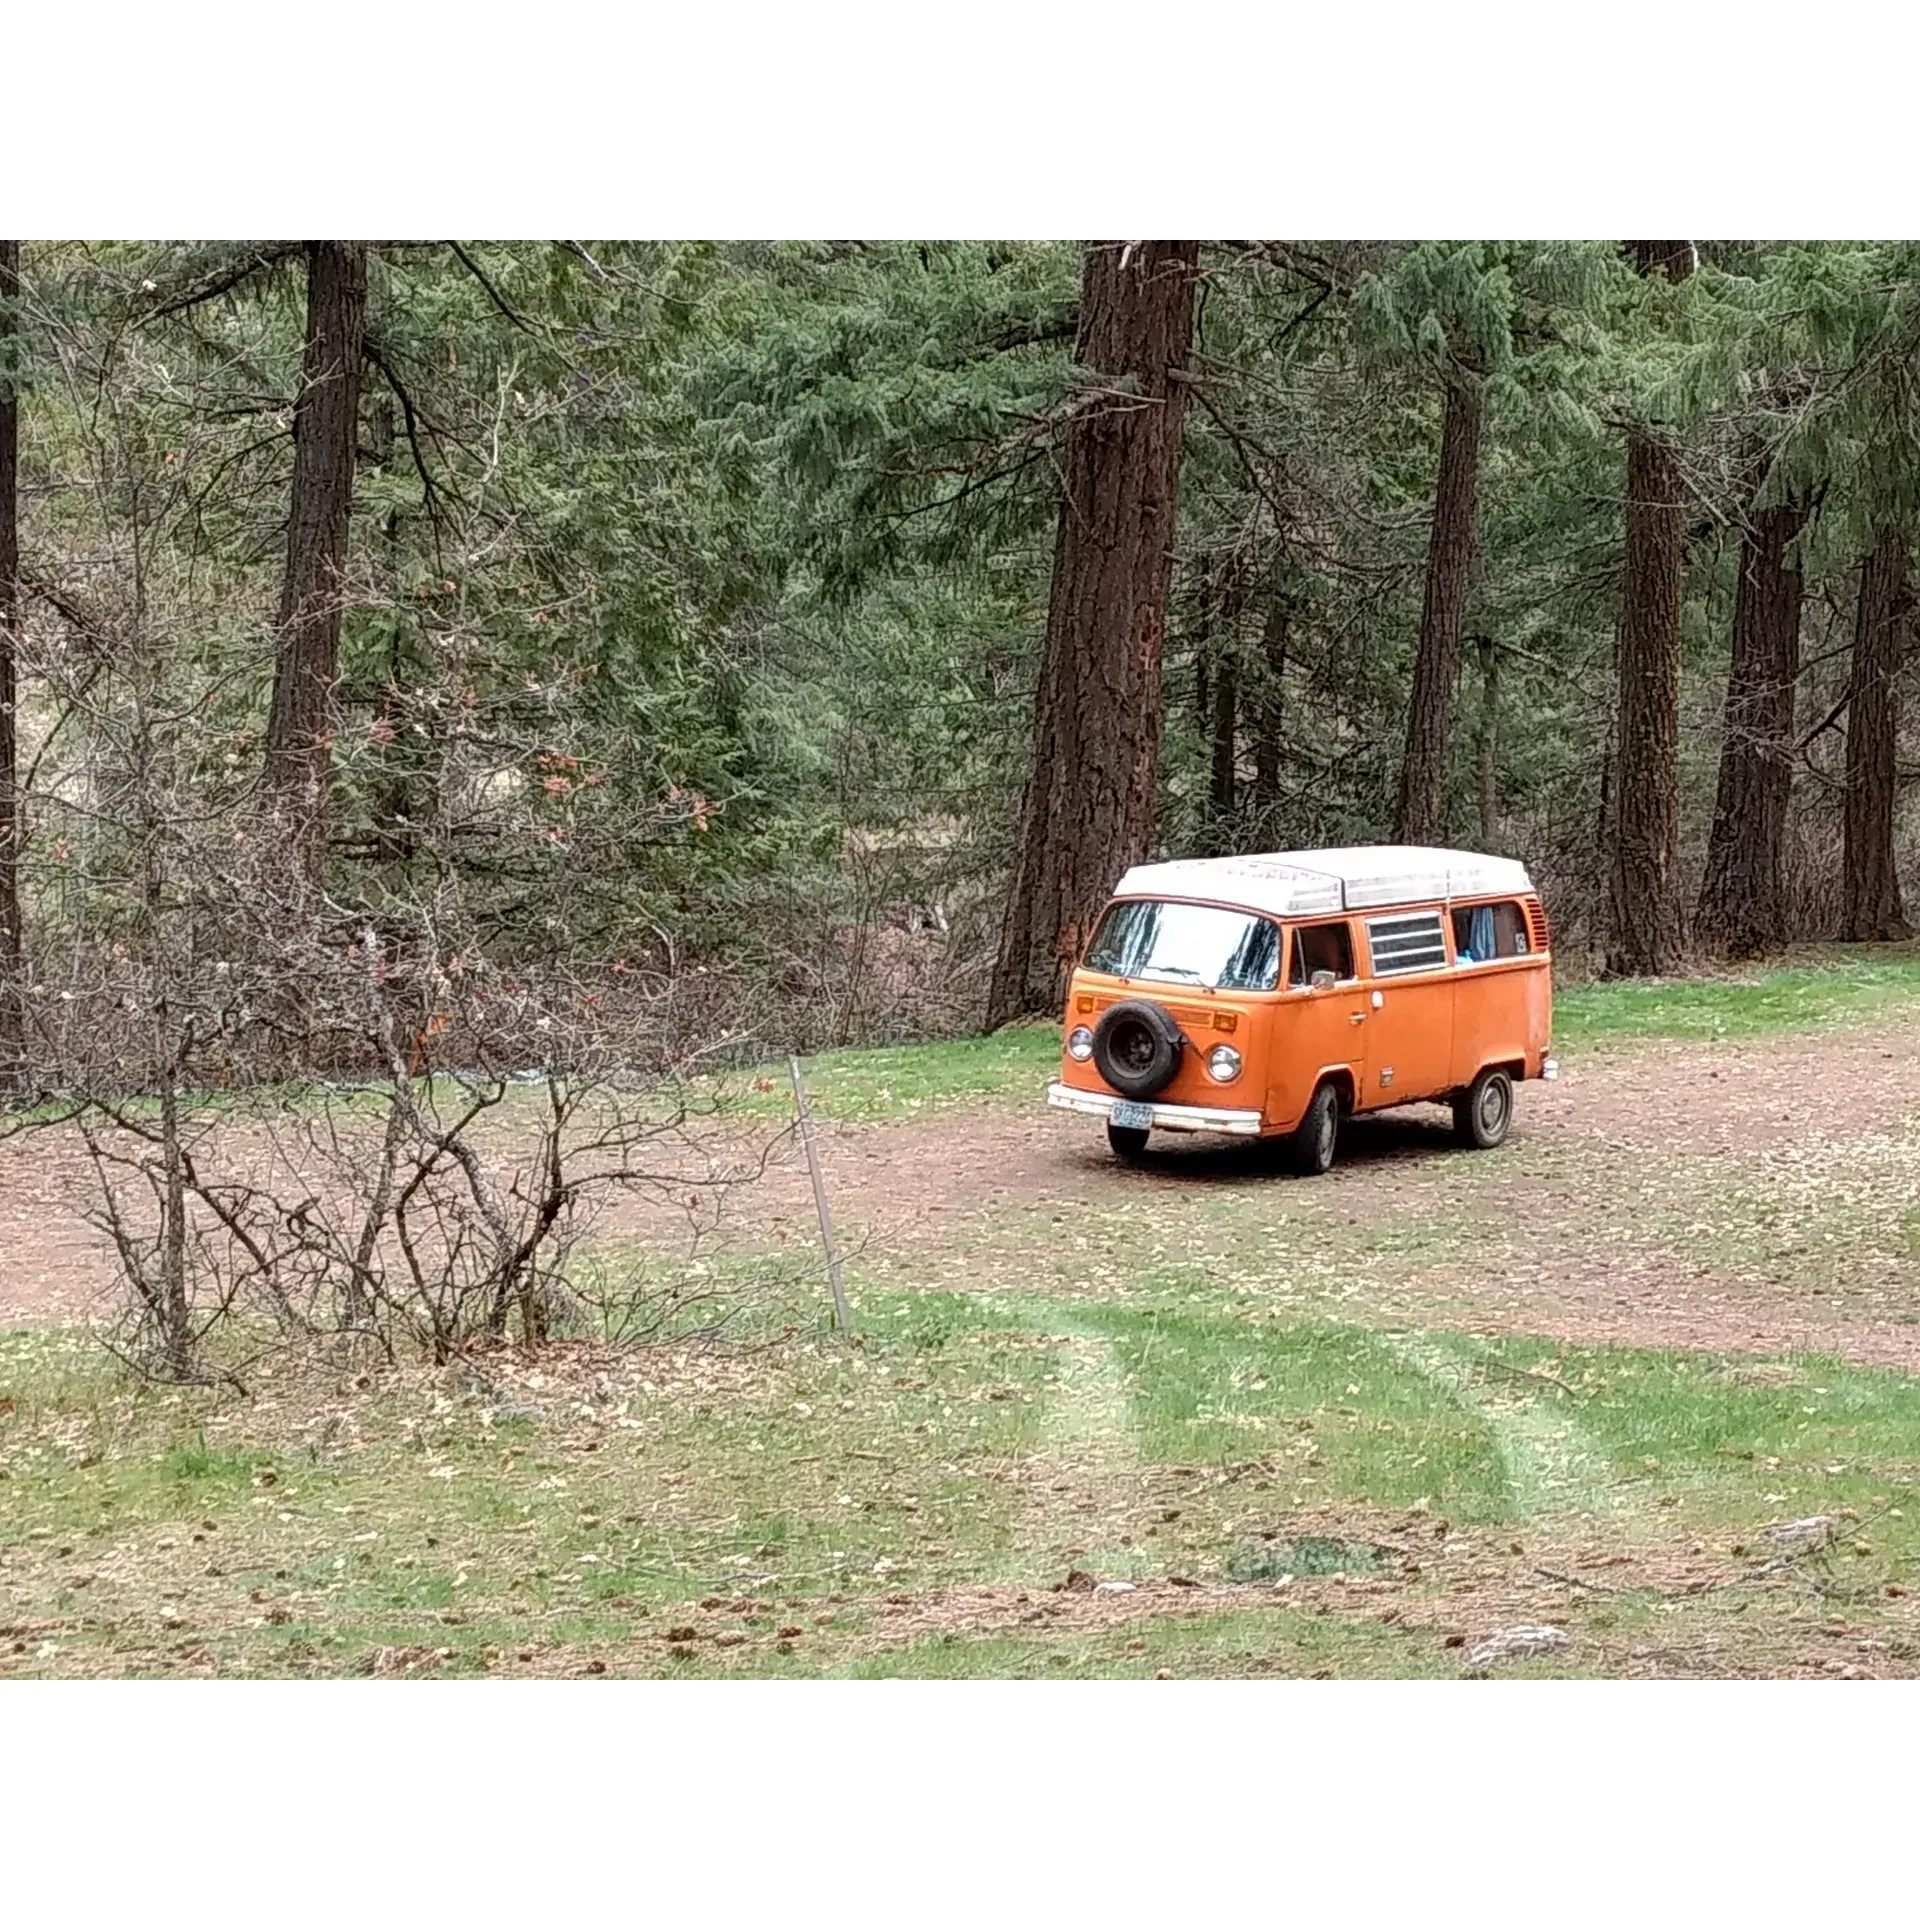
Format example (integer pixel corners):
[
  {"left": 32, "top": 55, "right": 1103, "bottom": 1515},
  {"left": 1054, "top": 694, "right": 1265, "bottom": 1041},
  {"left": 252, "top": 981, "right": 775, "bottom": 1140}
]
[{"left": 1110, "top": 1101, "right": 1154, "bottom": 1130}]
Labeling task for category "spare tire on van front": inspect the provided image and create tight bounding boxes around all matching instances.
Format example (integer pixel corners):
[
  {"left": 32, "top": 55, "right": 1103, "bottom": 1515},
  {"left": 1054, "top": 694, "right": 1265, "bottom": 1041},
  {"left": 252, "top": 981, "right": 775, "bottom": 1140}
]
[{"left": 1092, "top": 999, "right": 1184, "bottom": 1100}]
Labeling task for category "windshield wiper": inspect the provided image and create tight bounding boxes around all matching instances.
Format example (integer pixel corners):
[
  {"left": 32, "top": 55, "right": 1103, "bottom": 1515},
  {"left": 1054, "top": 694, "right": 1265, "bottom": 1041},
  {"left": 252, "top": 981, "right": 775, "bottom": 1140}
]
[{"left": 1138, "top": 964, "right": 1212, "bottom": 989}]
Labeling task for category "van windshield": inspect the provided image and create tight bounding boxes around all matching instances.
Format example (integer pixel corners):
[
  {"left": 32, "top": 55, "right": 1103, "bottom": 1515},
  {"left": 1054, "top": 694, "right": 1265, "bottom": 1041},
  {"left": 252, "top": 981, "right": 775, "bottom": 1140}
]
[{"left": 1083, "top": 898, "right": 1281, "bottom": 992}]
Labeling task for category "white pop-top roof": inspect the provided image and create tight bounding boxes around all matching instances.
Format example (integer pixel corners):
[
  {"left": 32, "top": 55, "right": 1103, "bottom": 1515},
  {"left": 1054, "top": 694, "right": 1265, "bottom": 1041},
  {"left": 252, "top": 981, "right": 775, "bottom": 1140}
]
[{"left": 1111, "top": 845, "right": 1534, "bottom": 919}]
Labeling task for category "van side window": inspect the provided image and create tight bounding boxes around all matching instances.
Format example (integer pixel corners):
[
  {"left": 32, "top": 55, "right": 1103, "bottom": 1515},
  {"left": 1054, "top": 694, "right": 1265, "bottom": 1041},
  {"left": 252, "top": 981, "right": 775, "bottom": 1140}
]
[
  {"left": 1450, "top": 900, "right": 1531, "bottom": 964},
  {"left": 1288, "top": 921, "right": 1356, "bottom": 986},
  {"left": 1366, "top": 910, "right": 1448, "bottom": 976}
]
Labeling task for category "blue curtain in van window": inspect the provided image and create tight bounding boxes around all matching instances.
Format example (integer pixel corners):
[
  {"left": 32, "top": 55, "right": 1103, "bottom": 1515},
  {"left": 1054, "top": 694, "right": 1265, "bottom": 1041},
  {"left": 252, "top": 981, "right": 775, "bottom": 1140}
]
[{"left": 1466, "top": 906, "right": 1496, "bottom": 961}]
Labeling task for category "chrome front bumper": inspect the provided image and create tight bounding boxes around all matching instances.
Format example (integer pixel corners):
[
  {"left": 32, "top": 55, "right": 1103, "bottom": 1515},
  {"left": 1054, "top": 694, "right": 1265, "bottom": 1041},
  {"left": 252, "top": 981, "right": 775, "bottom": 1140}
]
[{"left": 1046, "top": 1082, "right": 1264, "bottom": 1136}]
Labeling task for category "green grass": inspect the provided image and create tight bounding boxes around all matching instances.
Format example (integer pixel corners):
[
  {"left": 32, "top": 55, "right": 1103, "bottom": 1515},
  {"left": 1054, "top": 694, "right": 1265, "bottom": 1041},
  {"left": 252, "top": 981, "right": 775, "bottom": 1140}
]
[
  {"left": 696, "top": 1027, "right": 1062, "bottom": 1122},
  {"left": 1076, "top": 1304, "right": 1514, "bottom": 1519},
  {"left": 9, "top": 1286, "right": 1920, "bottom": 1677},
  {"left": 1486, "top": 1339, "right": 1920, "bottom": 1539},
  {"left": 1553, "top": 945, "right": 1920, "bottom": 1046},
  {"left": 816, "top": 1606, "right": 1454, "bottom": 1680},
  {"left": 161, "top": 1439, "right": 276, "bottom": 1488}
]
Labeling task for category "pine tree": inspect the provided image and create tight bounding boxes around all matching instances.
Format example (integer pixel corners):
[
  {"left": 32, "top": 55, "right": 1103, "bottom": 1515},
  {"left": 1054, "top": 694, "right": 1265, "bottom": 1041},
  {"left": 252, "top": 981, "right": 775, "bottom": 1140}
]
[
  {"left": 1843, "top": 529, "right": 1910, "bottom": 941},
  {"left": 1695, "top": 468, "right": 1812, "bottom": 957},
  {"left": 1395, "top": 364, "right": 1483, "bottom": 843},
  {"left": 988, "top": 241, "right": 1199, "bottom": 1024},
  {"left": 1606, "top": 241, "right": 1695, "bottom": 978},
  {"left": 1353, "top": 242, "right": 1610, "bottom": 850},
  {"left": 0, "top": 240, "right": 20, "bottom": 1089},
  {"left": 264, "top": 241, "right": 367, "bottom": 887},
  {"left": 1695, "top": 241, "right": 1920, "bottom": 949}
]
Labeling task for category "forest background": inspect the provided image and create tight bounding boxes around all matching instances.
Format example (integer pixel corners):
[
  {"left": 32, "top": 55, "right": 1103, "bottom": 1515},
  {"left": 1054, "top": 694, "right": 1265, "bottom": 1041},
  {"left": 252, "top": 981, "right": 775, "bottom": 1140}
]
[{"left": 2, "top": 237, "right": 1917, "bottom": 1093}]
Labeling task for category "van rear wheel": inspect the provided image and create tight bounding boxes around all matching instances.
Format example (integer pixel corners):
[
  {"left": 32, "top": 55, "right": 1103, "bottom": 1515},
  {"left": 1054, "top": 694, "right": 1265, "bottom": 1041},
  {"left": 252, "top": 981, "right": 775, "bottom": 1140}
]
[
  {"left": 1287, "top": 1080, "right": 1341, "bottom": 1176},
  {"left": 1454, "top": 1068, "right": 1514, "bottom": 1149},
  {"left": 1107, "top": 1120, "right": 1151, "bottom": 1162}
]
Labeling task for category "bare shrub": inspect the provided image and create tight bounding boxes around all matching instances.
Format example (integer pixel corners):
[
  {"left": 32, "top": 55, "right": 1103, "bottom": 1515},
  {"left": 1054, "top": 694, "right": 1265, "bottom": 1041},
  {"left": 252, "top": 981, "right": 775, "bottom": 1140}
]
[
  {"left": 3, "top": 299, "right": 790, "bottom": 1383},
  {"left": 20, "top": 885, "right": 790, "bottom": 1382}
]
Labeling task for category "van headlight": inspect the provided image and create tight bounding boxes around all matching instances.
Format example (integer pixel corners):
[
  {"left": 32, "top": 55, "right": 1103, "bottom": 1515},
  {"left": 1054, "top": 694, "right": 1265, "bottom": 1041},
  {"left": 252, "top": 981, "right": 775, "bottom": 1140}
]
[
  {"left": 1067, "top": 1026, "right": 1095, "bottom": 1061},
  {"left": 1206, "top": 1044, "right": 1242, "bottom": 1083}
]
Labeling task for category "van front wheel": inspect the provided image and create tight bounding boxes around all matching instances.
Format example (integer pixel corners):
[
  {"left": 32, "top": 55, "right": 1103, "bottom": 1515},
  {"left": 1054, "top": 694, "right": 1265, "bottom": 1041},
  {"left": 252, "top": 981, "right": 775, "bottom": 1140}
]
[
  {"left": 1107, "top": 1120, "right": 1151, "bottom": 1162},
  {"left": 1454, "top": 1068, "right": 1513, "bottom": 1149},
  {"left": 1287, "top": 1081, "right": 1341, "bottom": 1176}
]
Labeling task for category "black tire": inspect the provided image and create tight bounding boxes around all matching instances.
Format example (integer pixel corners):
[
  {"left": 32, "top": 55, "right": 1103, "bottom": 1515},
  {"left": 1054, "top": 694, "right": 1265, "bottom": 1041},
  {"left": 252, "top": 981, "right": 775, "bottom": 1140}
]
[
  {"left": 1453, "top": 1067, "right": 1514, "bottom": 1149},
  {"left": 1107, "top": 1120, "right": 1152, "bottom": 1162},
  {"left": 1287, "top": 1079, "right": 1341, "bottom": 1176},
  {"left": 1091, "top": 999, "right": 1185, "bottom": 1101}
]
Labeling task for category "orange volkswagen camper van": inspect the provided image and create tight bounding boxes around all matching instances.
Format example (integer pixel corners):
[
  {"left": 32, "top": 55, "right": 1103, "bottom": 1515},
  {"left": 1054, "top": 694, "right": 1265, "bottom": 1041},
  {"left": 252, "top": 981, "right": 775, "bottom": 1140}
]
[{"left": 1046, "top": 845, "right": 1554, "bottom": 1173}]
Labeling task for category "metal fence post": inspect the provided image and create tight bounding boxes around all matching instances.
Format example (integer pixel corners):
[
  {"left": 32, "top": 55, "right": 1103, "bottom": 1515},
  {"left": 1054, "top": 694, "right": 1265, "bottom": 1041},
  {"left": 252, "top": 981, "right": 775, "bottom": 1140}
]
[{"left": 788, "top": 1054, "right": 852, "bottom": 1336}]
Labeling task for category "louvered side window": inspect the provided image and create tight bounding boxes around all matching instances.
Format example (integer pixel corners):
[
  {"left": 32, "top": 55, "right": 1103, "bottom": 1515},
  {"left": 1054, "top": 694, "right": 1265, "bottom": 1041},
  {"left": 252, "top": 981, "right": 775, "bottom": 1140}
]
[
  {"left": 1524, "top": 897, "right": 1551, "bottom": 952},
  {"left": 1366, "top": 910, "right": 1448, "bottom": 977}
]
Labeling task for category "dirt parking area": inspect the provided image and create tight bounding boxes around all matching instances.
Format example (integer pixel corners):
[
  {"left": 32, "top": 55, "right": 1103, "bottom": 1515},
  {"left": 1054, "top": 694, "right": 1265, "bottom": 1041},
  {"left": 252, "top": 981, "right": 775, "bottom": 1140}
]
[{"left": 6, "top": 1015, "right": 1920, "bottom": 1367}]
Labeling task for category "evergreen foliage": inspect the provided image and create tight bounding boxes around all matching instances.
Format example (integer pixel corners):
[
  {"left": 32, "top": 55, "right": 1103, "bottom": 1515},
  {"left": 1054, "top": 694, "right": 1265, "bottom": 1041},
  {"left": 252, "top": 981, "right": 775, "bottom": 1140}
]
[{"left": 4, "top": 238, "right": 1920, "bottom": 1070}]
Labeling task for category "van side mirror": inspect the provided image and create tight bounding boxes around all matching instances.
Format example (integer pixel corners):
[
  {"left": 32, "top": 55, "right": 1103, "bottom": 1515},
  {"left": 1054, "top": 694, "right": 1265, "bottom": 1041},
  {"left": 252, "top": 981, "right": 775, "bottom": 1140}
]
[{"left": 1310, "top": 969, "right": 1337, "bottom": 991}]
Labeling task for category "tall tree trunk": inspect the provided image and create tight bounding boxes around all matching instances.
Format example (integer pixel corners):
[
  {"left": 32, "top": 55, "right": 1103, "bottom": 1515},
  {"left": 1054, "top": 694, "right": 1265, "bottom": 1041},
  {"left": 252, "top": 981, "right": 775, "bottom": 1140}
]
[
  {"left": 1393, "top": 368, "right": 1483, "bottom": 845},
  {"left": 264, "top": 241, "right": 367, "bottom": 889},
  {"left": 1694, "top": 483, "right": 1810, "bottom": 957},
  {"left": 1473, "top": 633, "right": 1499, "bottom": 849},
  {"left": 1605, "top": 240, "right": 1694, "bottom": 978},
  {"left": 1209, "top": 658, "right": 1237, "bottom": 826},
  {"left": 1252, "top": 590, "right": 1288, "bottom": 831},
  {"left": 986, "top": 241, "right": 1199, "bottom": 1026},
  {"left": 0, "top": 240, "right": 22, "bottom": 1092},
  {"left": 1842, "top": 530, "right": 1910, "bottom": 942}
]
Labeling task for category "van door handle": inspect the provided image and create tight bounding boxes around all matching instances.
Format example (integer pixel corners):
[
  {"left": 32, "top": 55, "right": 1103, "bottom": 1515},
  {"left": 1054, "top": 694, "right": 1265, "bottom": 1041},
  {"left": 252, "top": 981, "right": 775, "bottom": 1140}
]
[{"left": 1349, "top": 1011, "right": 1366, "bottom": 1025}]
